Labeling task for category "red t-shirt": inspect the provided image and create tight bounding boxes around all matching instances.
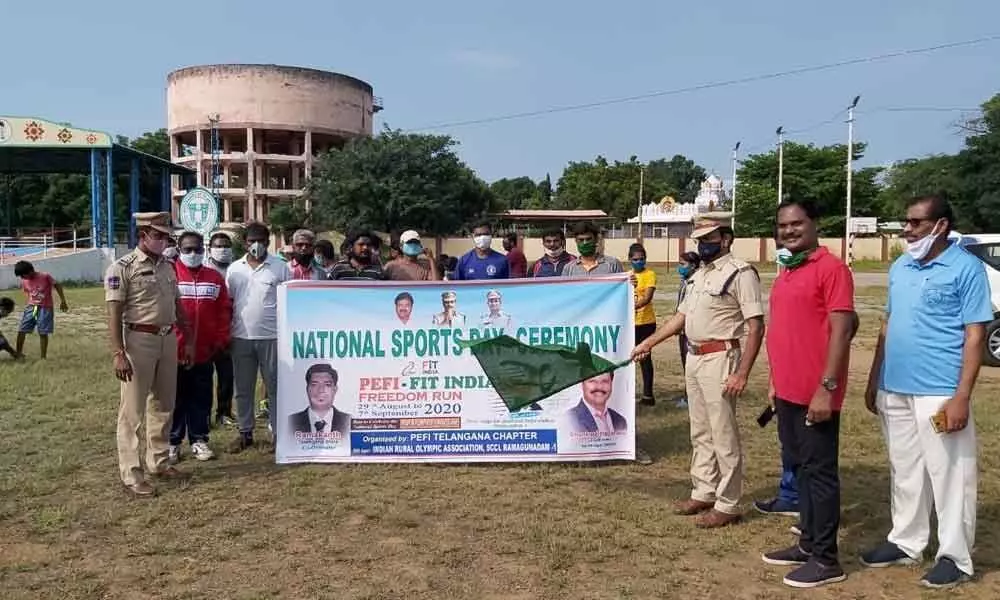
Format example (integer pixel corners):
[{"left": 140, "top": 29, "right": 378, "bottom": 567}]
[
  {"left": 21, "top": 273, "right": 55, "bottom": 308},
  {"left": 766, "top": 247, "right": 854, "bottom": 410},
  {"left": 506, "top": 247, "right": 527, "bottom": 278}
]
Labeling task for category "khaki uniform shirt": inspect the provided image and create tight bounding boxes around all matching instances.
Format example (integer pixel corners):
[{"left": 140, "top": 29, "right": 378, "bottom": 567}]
[
  {"left": 104, "top": 248, "right": 179, "bottom": 326},
  {"left": 678, "top": 253, "right": 764, "bottom": 342}
]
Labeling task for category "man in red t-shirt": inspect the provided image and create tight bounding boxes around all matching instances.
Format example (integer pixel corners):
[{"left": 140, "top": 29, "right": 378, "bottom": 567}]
[
  {"left": 760, "top": 200, "right": 856, "bottom": 589},
  {"left": 503, "top": 233, "right": 527, "bottom": 278},
  {"left": 13, "top": 260, "right": 69, "bottom": 359}
]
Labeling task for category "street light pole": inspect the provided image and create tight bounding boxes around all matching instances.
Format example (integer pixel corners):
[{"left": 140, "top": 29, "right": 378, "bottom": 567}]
[
  {"left": 731, "top": 141, "right": 740, "bottom": 235},
  {"left": 845, "top": 95, "right": 860, "bottom": 268},
  {"left": 776, "top": 126, "right": 785, "bottom": 205},
  {"left": 637, "top": 165, "right": 645, "bottom": 242}
]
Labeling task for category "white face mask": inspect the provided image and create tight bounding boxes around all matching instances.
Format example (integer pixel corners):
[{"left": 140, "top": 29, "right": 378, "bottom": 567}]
[
  {"left": 545, "top": 246, "right": 564, "bottom": 258},
  {"left": 161, "top": 246, "right": 179, "bottom": 260},
  {"left": 179, "top": 252, "right": 204, "bottom": 268},
  {"left": 210, "top": 247, "right": 233, "bottom": 264},
  {"left": 905, "top": 220, "right": 945, "bottom": 261},
  {"left": 473, "top": 235, "right": 492, "bottom": 250},
  {"left": 248, "top": 242, "right": 268, "bottom": 259}
]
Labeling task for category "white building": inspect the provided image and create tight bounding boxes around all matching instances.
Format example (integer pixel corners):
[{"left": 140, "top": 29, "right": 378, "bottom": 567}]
[{"left": 627, "top": 174, "right": 733, "bottom": 238}]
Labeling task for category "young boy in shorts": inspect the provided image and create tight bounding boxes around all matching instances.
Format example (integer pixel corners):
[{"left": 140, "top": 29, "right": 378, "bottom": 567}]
[{"left": 13, "top": 260, "right": 69, "bottom": 359}]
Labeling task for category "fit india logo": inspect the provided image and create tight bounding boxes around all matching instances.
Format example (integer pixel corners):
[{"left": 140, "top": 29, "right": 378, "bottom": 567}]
[
  {"left": 179, "top": 187, "right": 220, "bottom": 235},
  {"left": 0, "top": 119, "right": 11, "bottom": 144}
]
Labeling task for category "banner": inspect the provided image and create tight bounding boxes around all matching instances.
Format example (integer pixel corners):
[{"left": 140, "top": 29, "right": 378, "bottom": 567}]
[{"left": 276, "top": 275, "right": 635, "bottom": 463}]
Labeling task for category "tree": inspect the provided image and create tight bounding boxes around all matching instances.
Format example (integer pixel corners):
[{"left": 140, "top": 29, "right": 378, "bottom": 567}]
[
  {"left": 878, "top": 155, "right": 962, "bottom": 222},
  {"left": 268, "top": 200, "right": 311, "bottom": 242},
  {"left": 307, "top": 128, "right": 491, "bottom": 236},
  {"left": 489, "top": 176, "right": 540, "bottom": 212},
  {"left": 953, "top": 94, "right": 1000, "bottom": 232},
  {"left": 643, "top": 154, "right": 707, "bottom": 205},
  {"left": 129, "top": 129, "right": 170, "bottom": 159},
  {"left": 735, "top": 141, "right": 883, "bottom": 236},
  {"left": 733, "top": 180, "right": 779, "bottom": 237}
]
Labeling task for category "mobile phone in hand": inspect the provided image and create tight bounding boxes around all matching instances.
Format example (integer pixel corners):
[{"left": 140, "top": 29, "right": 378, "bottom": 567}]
[
  {"left": 757, "top": 406, "right": 775, "bottom": 428},
  {"left": 930, "top": 410, "right": 947, "bottom": 434}
]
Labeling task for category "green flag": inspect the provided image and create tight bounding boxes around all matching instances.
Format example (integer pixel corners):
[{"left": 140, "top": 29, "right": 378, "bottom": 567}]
[{"left": 458, "top": 335, "right": 631, "bottom": 412}]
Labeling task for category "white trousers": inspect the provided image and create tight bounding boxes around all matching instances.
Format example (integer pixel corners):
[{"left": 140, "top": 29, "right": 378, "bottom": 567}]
[{"left": 877, "top": 391, "right": 978, "bottom": 575}]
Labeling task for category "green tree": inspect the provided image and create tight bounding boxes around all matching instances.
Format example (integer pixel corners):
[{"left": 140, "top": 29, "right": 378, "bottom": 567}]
[
  {"left": 307, "top": 128, "right": 491, "bottom": 236},
  {"left": 736, "top": 141, "right": 883, "bottom": 236},
  {"left": 268, "top": 200, "right": 311, "bottom": 242},
  {"left": 733, "top": 180, "right": 779, "bottom": 237},
  {"left": 878, "top": 155, "right": 962, "bottom": 221},
  {"left": 129, "top": 129, "right": 170, "bottom": 159},
  {"left": 954, "top": 94, "right": 1000, "bottom": 232},
  {"left": 489, "top": 176, "right": 540, "bottom": 212},
  {"left": 643, "top": 154, "right": 708, "bottom": 205}
]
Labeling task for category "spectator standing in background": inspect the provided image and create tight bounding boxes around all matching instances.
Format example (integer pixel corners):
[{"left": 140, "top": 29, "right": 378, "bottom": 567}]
[
  {"left": 530, "top": 228, "right": 575, "bottom": 277},
  {"left": 562, "top": 222, "right": 624, "bottom": 277},
  {"left": 206, "top": 231, "right": 236, "bottom": 428},
  {"left": 503, "top": 233, "right": 527, "bottom": 278},
  {"left": 454, "top": 223, "right": 509, "bottom": 280},
  {"left": 287, "top": 229, "right": 323, "bottom": 280}
]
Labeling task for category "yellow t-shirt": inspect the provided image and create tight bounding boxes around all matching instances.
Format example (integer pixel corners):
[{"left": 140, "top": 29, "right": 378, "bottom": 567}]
[{"left": 632, "top": 268, "right": 657, "bottom": 326}]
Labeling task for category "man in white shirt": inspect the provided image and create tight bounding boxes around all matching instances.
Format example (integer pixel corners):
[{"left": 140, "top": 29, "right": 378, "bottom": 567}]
[{"left": 225, "top": 222, "right": 289, "bottom": 451}]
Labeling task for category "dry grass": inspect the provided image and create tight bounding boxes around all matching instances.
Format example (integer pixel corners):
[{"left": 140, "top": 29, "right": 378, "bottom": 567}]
[{"left": 2, "top": 276, "right": 1000, "bottom": 599}]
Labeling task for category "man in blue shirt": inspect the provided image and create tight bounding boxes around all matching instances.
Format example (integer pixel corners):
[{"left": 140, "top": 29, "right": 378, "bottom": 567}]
[
  {"left": 454, "top": 223, "right": 509, "bottom": 280},
  {"left": 861, "top": 195, "right": 991, "bottom": 590}
]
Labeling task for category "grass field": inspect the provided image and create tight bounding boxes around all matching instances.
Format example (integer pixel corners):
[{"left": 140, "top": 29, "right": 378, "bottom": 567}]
[{"left": 2, "top": 274, "right": 999, "bottom": 599}]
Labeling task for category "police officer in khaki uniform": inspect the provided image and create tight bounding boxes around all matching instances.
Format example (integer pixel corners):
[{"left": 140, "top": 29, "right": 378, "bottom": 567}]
[
  {"left": 105, "top": 212, "right": 194, "bottom": 498},
  {"left": 632, "top": 218, "right": 765, "bottom": 528}
]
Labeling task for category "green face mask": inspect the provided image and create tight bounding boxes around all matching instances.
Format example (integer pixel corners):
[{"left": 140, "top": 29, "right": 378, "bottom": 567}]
[
  {"left": 778, "top": 250, "right": 811, "bottom": 269},
  {"left": 577, "top": 240, "right": 597, "bottom": 257}
]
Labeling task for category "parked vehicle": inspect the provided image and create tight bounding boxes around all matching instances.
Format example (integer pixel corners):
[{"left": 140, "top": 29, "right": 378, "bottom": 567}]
[{"left": 955, "top": 232, "right": 1000, "bottom": 366}]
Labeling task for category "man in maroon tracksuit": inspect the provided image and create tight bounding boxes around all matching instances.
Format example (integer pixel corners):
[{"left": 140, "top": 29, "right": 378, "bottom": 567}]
[{"left": 169, "top": 231, "right": 231, "bottom": 463}]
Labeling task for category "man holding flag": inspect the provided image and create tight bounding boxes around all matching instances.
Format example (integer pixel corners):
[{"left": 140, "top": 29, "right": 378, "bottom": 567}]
[{"left": 632, "top": 218, "right": 765, "bottom": 528}]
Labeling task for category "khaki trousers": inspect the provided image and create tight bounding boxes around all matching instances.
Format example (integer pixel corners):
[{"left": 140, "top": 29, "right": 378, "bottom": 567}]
[
  {"left": 685, "top": 348, "right": 744, "bottom": 514},
  {"left": 117, "top": 329, "right": 178, "bottom": 486}
]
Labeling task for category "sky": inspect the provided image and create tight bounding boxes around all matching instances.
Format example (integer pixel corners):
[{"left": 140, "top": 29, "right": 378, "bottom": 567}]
[{"left": 3, "top": 0, "right": 999, "bottom": 183}]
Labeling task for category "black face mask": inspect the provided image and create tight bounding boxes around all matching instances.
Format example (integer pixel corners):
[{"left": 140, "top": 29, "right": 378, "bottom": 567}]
[
  {"left": 295, "top": 252, "right": 313, "bottom": 267},
  {"left": 697, "top": 241, "right": 722, "bottom": 262}
]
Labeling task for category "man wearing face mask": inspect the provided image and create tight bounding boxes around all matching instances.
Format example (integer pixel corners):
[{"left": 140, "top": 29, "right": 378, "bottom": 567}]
[
  {"left": 631, "top": 218, "right": 765, "bottom": 528},
  {"left": 205, "top": 231, "right": 237, "bottom": 427},
  {"left": 384, "top": 230, "right": 440, "bottom": 281},
  {"left": 530, "top": 228, "right": 575, "bottom": 277},
  {"left": 313, "top": 239, "right": 337, "bottom": 277},
  {"left": 860, "top": 195, "right": 990, "bottom": 589},
  {"left": 288, "top": 229, "right": 323, "bottom": 280},
  {"left": 104, "top": 212, "right": 195, "bottom": 497},
  {"left": 329, "top": 229, "right": 386, "bottom": 280},
  {"left": 226, "top": 222, "right": 289, "bottom": 451},
  {"left": 162, "top": 236, "right": 179, "bottom": 264},
  {"left": 454, "top": 223, "right": 509, "bottom": 280},
  {"left": 169, "top": 231, "right": 231, "bottom": 464},
  {"left": 562, "top": 222, "right": 624, "bottom": 277}
]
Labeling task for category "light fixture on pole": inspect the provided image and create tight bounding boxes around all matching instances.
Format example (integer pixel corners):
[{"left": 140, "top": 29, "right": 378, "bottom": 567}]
[
  {"left": 845, "top": 95, "right": 860, "bottom": 268},
  {"left": 731, "top": 141, "right": 741, "bottom": 235},
  {"left": 776, "top": 126, "right": 785, "bottom": 205}
]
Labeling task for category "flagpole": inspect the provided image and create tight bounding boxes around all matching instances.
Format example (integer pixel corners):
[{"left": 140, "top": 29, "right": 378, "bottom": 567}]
[{"left": 845, "top": 95, "right": 860, "bottom": 269}]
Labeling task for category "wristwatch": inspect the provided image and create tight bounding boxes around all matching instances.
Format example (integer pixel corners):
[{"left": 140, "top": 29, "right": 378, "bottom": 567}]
[{"left": 821, "top": 377, "right": 838, "bottom": 392}]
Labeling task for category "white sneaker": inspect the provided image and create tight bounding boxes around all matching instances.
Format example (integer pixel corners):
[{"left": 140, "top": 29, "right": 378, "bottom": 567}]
[
  {"left": 168, "top": 445, "right": 181, "bottom": 464},
  {"left": 191, "top": 442, "right": 215, "bottom": 461}
]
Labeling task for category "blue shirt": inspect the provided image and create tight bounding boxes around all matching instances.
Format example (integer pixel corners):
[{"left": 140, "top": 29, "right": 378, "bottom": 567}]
[
  {"left": 882, "top": 242, "right": 993, "bottom": 396},
  {"left": 454, "top": 249, "right": 509, "bottom": 280}
]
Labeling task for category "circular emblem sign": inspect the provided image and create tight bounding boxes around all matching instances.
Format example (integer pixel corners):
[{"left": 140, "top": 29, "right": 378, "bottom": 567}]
[
  {"left": 179, "top": 187, "right": 220, "bottom": 235},
  {"left": 0, "top": 119, "right": 11, "bottom": 144}
]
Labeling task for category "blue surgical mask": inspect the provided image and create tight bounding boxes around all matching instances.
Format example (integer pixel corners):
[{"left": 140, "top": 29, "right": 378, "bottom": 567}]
[
  {"left": 697, "top": 241, "right": 722, "bottom": 261},
  {"left": 630, "top": 259, "right": 646, "bottom": 271},
  {"left": 402, "top": 242, "right": 422, "bottom": 257},
  {"left": 677, "top": 265, "right": 692, "bottom": 279}
]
